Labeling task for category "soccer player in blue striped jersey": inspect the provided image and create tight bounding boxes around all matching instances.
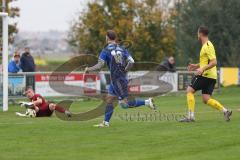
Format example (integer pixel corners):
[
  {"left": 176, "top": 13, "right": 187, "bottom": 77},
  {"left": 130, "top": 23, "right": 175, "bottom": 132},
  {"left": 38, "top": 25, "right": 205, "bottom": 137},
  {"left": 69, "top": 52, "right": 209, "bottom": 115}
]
[{"left": 85, "top": 30, "right": 156, "bottom": 127}]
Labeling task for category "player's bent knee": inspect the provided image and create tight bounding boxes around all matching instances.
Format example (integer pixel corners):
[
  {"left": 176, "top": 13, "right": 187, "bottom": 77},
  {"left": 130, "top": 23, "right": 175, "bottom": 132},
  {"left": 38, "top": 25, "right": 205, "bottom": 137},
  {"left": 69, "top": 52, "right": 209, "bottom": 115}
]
[
  {"left": 106, "top": 96, "right": 114, "bottom": 104},
  {"left": 106, "top": 99, "right": 113, "bottom": 104},
  {"left": 202, "top": 96, "right": 210, "bottom": 104},
  {"left": 203, "top": 99, "right": 209, "bottom": 104},
  {"left": 203, "top": 100, "right": 208, "bottom": 104},
  {"left": 187, "top": 86, "right": 195, "bottom": 94}
]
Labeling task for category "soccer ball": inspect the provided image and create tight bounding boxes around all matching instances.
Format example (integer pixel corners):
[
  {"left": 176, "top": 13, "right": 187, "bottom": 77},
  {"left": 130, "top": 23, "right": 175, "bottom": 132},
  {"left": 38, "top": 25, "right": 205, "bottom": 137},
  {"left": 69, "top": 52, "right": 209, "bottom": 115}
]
[{"left": 25, "top": 109, "right": 36, "bottom": 118}]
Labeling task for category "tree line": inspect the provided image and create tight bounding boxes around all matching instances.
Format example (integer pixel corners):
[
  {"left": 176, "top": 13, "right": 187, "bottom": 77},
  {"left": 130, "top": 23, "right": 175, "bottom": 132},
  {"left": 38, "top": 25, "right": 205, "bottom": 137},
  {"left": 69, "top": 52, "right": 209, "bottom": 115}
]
[
  {"left": 68, "top": 0, "right": 240, "bottom": 67},
  {"left": 1, "top": 0, "right": 239, "bottom": 67}
]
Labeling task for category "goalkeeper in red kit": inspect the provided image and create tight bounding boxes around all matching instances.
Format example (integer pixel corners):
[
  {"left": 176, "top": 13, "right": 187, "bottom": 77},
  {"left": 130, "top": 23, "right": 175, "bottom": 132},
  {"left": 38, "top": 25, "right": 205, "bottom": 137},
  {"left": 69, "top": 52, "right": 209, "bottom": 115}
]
[{"left": 20, "top": 86, "right": 72, "bottom": 117}]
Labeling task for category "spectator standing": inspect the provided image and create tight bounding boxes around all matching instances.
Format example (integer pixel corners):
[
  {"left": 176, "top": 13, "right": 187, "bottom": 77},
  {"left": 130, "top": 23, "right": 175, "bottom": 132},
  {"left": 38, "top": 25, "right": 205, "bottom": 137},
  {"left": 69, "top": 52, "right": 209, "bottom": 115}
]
[
  {"left": 8, "top": 52, "right": 21, "bottom": 73},
  {"left": 157, "top": 56, "right": 176, "bottom": 72},
  {"left": 20, "top": 47, "right": 35, "bottom": 72}
]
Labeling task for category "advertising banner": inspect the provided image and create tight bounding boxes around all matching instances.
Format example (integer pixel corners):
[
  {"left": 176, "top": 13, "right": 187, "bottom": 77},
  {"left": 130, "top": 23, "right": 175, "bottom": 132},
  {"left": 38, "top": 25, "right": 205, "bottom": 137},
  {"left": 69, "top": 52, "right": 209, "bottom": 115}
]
[
  {"left": 8, "top": 75, "right": 25, "bottom": 97},
  {"left": 220, "top": 68, "right": 239, "bottom": 86},
  {"left": 35, "top": 73, "right": 100, "bottom": 97},
  {"left": 100, "top": 71, "right": 178, "bottom": 95}
]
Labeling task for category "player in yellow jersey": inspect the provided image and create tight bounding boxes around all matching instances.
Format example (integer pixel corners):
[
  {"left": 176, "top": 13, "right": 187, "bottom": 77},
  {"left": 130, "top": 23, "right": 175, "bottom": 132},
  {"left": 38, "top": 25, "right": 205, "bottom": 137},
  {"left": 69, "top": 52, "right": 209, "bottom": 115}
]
[{"left": 180, "top": 26, "right": 232, "bottom": 122}]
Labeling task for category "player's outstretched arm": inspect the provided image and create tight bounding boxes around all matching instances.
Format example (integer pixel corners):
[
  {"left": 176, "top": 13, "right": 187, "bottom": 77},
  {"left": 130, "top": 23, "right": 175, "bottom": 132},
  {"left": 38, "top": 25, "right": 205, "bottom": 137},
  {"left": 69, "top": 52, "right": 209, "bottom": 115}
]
[
  {"left": 85, "top": 59, "right": 105, "bottom": 73},
  {"left": 19, "top": 101, "right": 34, "bottom": 108},
  {"left": 33, "top": 97, "right": 43, "bottom": 106}
]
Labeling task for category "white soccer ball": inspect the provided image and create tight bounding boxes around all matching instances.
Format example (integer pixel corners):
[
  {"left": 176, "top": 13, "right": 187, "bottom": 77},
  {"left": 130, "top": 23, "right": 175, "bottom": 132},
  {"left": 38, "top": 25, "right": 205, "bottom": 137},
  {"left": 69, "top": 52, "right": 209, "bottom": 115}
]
[{"left": 25, "top": 109, "right": 36, "bottom": 118}]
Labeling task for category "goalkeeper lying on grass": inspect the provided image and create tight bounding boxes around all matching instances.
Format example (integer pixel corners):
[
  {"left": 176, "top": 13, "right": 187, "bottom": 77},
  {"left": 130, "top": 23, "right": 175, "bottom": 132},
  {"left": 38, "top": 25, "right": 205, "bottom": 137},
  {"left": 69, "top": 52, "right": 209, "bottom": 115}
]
[{"left": 17, "top": 86, "right": 72, "bottom": 118}]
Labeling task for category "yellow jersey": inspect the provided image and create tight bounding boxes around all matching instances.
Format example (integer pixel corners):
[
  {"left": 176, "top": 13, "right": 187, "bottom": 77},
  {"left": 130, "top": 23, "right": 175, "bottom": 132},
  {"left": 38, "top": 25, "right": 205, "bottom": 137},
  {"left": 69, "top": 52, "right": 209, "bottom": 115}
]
[{"left": 199, "top": 40, "right": 217, "bottom": 79}]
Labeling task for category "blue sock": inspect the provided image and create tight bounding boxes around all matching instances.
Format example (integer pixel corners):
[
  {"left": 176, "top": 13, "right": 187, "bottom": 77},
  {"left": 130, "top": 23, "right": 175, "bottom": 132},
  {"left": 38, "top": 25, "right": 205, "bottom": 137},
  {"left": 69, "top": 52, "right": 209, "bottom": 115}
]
[
  {"left": 104, "top": 104, "right": 114, "bottom": 122},
  {"left": 128, "top": 99, "right": 145, "bottom": 107}
]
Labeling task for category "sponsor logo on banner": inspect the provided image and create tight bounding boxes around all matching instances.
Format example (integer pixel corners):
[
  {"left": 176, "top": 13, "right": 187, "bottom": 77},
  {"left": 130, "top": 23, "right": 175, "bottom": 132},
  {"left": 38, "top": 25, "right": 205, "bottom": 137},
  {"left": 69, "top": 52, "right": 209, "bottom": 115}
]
[
  {"left": 35, "top": 74, "right": 82, "bottom": 82},
  {"left": 140, "top": 85, "right": 159, "bottom": 92},
  {"left": 128, "top": 85, "right": 140, "bottom": 93}
]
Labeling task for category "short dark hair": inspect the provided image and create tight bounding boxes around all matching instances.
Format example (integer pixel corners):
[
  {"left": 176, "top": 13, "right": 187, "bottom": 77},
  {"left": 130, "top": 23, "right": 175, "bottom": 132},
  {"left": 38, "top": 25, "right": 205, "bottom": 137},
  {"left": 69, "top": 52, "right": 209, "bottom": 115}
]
[
  {"left": 106, "top": 30, "right": 117, "bottom": 40},
  {"left": 25, "top": 86, "right": 33, "bottom": 91},
  {"left": 198, "top": 26, "right": 209, "bottom": 36},
  {"left": 24, "top": 86, "right": 34, "bottom": 95}
]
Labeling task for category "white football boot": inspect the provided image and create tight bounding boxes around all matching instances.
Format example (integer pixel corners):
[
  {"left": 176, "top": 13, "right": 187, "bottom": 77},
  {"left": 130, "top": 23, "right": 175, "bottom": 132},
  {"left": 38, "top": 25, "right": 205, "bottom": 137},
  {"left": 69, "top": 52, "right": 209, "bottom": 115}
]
[
  {"left": 93, "top": 121, "right": 110, "bottom": 128},
  {"left": 148, "top": 98, "right": 157, "bottom": 111}
]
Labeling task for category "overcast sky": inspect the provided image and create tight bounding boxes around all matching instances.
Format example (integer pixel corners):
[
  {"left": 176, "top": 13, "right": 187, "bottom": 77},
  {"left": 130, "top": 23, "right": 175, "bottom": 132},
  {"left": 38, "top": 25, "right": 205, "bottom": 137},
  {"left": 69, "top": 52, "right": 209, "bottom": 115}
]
[{"left": 11, "top": 0, "right": 90, "bottom": 32}]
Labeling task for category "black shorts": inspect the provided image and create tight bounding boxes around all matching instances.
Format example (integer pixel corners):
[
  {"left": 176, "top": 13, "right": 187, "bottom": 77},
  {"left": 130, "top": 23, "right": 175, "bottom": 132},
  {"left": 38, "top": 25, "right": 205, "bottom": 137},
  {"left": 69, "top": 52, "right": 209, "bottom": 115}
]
[
  {"left": 189, "top": 76, "right": 216, "bottom": 95},
  {"left": 36, "top": 104, "right": 53, "bottom": 117}
]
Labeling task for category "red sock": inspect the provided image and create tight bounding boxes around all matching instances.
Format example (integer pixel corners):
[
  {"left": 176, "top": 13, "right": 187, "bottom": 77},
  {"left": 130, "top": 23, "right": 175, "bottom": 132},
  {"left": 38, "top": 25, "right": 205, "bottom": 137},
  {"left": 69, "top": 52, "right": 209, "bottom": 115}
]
[{"left": 55, "top": 105, "right": 65, "bottom": 113}]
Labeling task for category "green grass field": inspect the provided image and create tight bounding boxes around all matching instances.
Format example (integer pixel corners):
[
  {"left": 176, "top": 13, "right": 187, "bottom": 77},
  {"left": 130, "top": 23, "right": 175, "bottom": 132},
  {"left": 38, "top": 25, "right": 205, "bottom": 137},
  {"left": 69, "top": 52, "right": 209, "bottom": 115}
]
[{"left": 0, "top": 86, "right": 240, "bottom": 160}]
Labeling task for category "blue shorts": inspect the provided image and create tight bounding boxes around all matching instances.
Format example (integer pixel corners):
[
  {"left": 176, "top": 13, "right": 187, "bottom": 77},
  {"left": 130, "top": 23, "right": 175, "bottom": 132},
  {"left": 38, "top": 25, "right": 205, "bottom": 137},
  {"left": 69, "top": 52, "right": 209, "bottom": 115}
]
[{"left": 108, "top": 78, "right": 128, "bottom": 100}]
